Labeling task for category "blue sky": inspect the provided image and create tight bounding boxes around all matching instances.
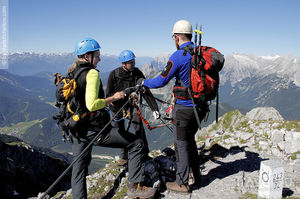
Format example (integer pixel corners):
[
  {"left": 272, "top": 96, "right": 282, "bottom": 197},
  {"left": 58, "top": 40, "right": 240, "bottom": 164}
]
[{"left": 8, "top": 0, "right": 300, "bottom": 57}]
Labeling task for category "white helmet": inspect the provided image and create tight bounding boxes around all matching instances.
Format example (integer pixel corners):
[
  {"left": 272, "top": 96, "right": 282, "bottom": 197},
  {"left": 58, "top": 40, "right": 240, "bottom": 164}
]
[{"left": 172, "top": 20, "right": 192, "bottom": 34}]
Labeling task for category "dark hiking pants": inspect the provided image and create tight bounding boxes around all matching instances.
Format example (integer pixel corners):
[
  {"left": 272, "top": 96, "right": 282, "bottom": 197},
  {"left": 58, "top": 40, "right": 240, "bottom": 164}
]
[
  {"left": 111, "top": 109, "right": 149, "bottom": 160},
  {"left": 71, "top": 127, "right": 145, "bottom": 199},
  {"left": 172, "top": 104, "right": 208, "bottom": 185}
]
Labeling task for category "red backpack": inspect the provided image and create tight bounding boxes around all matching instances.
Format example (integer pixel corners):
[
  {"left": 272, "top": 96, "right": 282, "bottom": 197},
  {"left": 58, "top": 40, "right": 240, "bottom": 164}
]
[{"left": 173, "top": 45, "right": 225, "bottom": 103}]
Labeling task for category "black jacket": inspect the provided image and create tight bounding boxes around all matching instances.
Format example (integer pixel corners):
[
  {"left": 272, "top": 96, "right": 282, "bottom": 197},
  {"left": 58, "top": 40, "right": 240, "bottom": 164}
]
[
  {"left": 106, "top": 67, "right": 144, "bottom": 113},
  {"left": 70, "top": 62, "right": 105, "bottom": 110}
]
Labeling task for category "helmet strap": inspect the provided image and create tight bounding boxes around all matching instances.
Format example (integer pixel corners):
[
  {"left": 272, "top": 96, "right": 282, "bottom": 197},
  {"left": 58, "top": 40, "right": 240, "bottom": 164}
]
[{"left": 84, "top": 52, "right": 95, "bottom": 67}]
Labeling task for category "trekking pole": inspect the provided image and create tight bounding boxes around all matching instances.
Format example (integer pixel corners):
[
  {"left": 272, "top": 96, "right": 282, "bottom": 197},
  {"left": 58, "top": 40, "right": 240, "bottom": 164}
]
[
  {"left": 39, "top": 96, "right": 134, "bottom": 199},
  {"left": 196, "top": 25, "right": 203, "bottom": 57},
  {"left": 194, "top": 24, "right": 198, "bottom": 65},
  {"left": 189, "top": 25, "right": 203, "bottom": 130}
]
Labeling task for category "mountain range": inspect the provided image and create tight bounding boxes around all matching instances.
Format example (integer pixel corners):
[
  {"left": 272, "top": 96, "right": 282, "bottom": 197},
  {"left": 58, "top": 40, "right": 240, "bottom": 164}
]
[
  {"left": 7, "top": 52, "right": 153, "bottom": 76},
  {"left": 1, "top": 51, "right": 300, "bottom": 198},
  {"left": 0, "top": 51, "right": 299, "bottom": 159},
  {"left": 220, "top": 53, "right": 300, "bottom": 120},
  {"left": 146, "top": 52, "right": 300, "bottom": 120},
  {"left": 0, "top": 70, "right": 56, "bottom": 127}
]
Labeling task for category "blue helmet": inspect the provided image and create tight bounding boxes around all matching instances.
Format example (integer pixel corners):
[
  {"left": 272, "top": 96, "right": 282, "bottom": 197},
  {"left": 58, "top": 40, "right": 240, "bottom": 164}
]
[
  {"left": 119, "top": 50, "right": 136, "bottom": 63},
  {"left": 74, "top": 37, "right": 100, "bottom": 56}
]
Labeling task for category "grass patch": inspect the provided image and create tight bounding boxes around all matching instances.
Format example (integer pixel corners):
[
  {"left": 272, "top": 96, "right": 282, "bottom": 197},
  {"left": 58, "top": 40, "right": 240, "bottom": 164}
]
[
  {"left": 223, "top": 134, "right": 231, "bottom": 140},
  {"left": 239, "top": 192, "right": 257, "bottom": 199},
  {"left": 290, "top": 151, "right": 300, "bottom": 160},
  {"left": 274, "top": 121, "right": 300, "bottom": 131},
  {"left": 112, "top": 178, "right": 129, "bottom": 199},
  {"left": 6, "top": 142, "right": 23, "bottom": 146},
  {"left": 239, "top": 139, "right": 247, "bottom": 144}
]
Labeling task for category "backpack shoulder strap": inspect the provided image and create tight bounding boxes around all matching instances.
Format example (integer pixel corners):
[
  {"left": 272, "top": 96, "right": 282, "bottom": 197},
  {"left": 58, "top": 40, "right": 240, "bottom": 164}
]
[
  {"left": 181, "top": 45, "right": 194, "bottom": 56},
  {"left": 74, "top": 67, "right": 94, "bottom": 80}
]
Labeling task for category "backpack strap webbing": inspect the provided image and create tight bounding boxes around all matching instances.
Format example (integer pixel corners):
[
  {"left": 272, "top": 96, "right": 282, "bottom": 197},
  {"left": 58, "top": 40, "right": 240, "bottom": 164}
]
[{"left": 73, "top": 66, "right": 94, "bottom": 80}]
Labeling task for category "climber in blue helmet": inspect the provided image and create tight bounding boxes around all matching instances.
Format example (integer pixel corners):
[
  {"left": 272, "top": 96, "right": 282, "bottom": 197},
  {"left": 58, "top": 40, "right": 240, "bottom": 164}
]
[
  {"left": 106, "top": 49, "right": 160, "bottom": 169},
  {"left": 69, "top": 39, "right": 156, "bottom": 199},
  {"left": 119, "top": 49, "right": 136, "bottom": 64}
]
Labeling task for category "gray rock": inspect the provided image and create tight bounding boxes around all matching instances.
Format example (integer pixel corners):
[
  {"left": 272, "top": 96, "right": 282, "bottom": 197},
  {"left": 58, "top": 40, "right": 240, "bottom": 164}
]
[
  {"left": 246, "top": 107, "right": 284, "bottom": 121},
  {"left": 259, "top": 141, "right": 269, "bottom": 151},
  {"left": 105, "top": 173, "right": 116, "bottom": 181},
  {"left": 239, "top": 132, "right": 253, "bottom": 141},
  {"left": 277, "top": 141, "right": 285, "bottom": 151},
  {"left": 271, "top": 129, "right": 284, "bottom": 144},
  {"left": 271, "top": 147, "right": 283, "bottom": 157}
]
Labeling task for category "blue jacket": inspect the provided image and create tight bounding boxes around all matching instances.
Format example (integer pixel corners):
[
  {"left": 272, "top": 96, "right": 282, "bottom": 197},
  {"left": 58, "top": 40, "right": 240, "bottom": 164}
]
[{"left": 143, "top": 41, "right": 194, "bottom": 107}]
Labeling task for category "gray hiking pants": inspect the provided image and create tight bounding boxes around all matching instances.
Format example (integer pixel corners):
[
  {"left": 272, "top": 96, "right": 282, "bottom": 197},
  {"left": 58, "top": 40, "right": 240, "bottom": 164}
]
[
  {"left": 71, "top": 127, "right": 145, "bottom": 199},
  {"left": 172, "top": 104, "right": 208, "bottom": 185},
  {"left": 112, "top": 110, "right": 149, "bottom": 160}
]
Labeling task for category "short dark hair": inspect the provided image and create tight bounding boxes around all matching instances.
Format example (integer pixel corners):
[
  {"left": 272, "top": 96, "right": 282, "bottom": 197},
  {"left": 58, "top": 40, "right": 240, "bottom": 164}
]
[
  {"left": 185, "top": 34, "right": 192, "bottom": 40},
  {"left": 177, "top": 33, "right": 192, "bottom": 41}
]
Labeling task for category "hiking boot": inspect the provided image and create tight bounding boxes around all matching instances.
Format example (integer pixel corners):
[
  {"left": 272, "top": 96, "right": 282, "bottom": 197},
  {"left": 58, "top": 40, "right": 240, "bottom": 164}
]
[
  {"left": 166, "top": 181, "right": 190, "bottom": 194},
  {"left": 127, "top": 183, "right": 156, "bottom": 199},
  {"left": 117, "top": 158, "right": 128, "bottom": 166}
]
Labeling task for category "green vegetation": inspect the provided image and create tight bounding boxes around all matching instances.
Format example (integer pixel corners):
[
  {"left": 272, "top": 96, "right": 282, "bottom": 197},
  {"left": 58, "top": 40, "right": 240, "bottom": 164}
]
[
  {"left": 197, "top": 133, "right": 209, "bottom": 143},
  {"left": 234, "top": 119, "right": 256, "bottom": 134},
  {"left": 236, "top": 120, "right": 249, "bottom": 130},
  {"left": 87, "top": 161, "right": 127, "bottom": 198},
  {"left": 273, "top": 120, "right": 300, "bottom": 131},
  {"left": 0, "top": 95, "right": 55, "bottom": 127},
  {"left": 52, "top": 191, "right": 67, "bottom": 199},
  {"left": 222, "top": 110, "right": 241, "bottom": 129},
  {"left": 6, "top": 142, "right": 22, "bottom": 146},
  {"left": 263, "top": 132, "right": 269, "bottom": 139},
  {"left": 290, "top": 151, "right": 300, "bottom": 160},
  {"left": 208, "top": 122, "right": 220, "bottom": 132},
  {"left": 66, "top": 195, "right": 72, "bottom": 199},
  {"left": 239, "top": 192, "right": 257, "bottom": 199},
  {"left": 0, "top": 120, "right": 40, "bottom": 135},
  {"left": 112, "top": 179, "right": 129, "bottom": 199},
  {"left": 239, "top": 139, "right": 247, "bottom": 144},
  {"left": 223, "top": 134, "right": 231, "bottom": 140}
]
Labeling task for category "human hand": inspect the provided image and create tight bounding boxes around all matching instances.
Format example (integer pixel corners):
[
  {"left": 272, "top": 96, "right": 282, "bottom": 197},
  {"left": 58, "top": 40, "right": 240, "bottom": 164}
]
[
  {"left": 136, "top": 78, "right": 144, "bottom": 87},
  {"left": 113, "top": 91, "right": 125, "bottom": 101}
]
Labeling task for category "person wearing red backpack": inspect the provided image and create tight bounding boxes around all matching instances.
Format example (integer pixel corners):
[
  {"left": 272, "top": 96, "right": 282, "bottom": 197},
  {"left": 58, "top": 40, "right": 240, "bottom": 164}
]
[{"left": 139, "top": 20, "right": 209, "bottom": 193}]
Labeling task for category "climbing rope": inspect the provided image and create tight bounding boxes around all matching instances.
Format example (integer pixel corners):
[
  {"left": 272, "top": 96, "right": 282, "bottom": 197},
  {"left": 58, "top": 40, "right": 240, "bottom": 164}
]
[{"left": 131, "top": 93, "right": 172, "bottom": 131}]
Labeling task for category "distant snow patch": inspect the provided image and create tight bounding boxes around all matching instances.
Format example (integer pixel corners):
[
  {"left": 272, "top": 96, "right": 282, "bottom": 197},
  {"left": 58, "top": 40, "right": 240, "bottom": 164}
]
[{"left": 259, "top": 55, "right": 280, "bottom": 60}]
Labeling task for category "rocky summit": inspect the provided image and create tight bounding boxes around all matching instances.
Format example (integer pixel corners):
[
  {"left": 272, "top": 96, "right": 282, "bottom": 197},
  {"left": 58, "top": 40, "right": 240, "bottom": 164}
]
[{"left": 42, "top": 107, "right": 300, "bottom": 199}]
